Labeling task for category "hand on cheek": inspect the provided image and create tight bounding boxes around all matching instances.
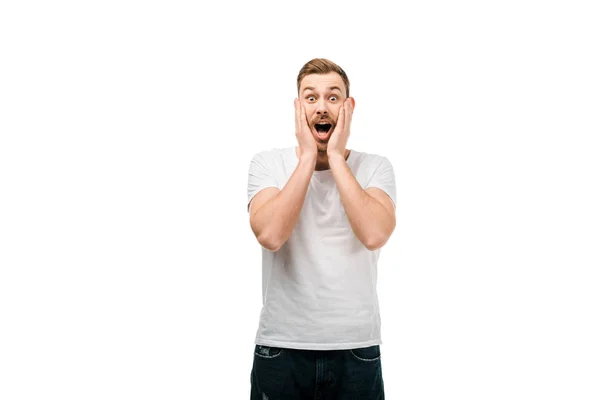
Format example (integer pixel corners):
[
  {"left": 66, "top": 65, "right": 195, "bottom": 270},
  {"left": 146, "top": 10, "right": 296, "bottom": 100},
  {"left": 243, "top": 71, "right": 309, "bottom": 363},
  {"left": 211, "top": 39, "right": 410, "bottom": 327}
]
[{"left": 328, "top": 98, "right": 354, "bottom": 158}]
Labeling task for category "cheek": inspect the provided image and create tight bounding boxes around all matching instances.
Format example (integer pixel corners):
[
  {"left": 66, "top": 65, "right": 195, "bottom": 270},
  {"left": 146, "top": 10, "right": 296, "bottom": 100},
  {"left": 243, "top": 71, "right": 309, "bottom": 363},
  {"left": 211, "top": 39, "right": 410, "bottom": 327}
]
[
  {"left": 303, "top": 105, "right": 316, "bottom": 121},
  {"left": 331, "top": 110, "right": 339, "bottom": 122}
]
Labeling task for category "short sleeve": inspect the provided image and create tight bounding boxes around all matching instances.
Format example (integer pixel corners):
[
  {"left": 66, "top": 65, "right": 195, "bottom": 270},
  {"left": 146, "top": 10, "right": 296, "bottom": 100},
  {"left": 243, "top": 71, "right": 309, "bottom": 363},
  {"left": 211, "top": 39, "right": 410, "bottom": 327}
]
[
  {"left": 247, "top": 152, "right": 280, "bottom": 212},
  {"left": 366, "top": 157, "right": 397, "bottom": 208}
]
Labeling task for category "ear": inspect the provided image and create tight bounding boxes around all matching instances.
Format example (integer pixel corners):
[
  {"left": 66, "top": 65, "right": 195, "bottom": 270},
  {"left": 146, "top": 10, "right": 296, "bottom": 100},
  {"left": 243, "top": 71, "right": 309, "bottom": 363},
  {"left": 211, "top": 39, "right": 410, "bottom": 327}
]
[{"left": 348, "top": 97, "right": 356, "bottom": 110}]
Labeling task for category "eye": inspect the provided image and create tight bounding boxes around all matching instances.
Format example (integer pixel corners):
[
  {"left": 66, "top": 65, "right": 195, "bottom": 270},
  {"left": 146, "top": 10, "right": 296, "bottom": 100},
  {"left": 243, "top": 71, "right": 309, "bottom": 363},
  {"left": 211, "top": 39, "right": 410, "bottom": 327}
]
[
  {"left": 329, "top": 96, "right": 338, "bottom": 101},
  {"left": 307, "top": 96, "right": 316, "bottom": 102}
]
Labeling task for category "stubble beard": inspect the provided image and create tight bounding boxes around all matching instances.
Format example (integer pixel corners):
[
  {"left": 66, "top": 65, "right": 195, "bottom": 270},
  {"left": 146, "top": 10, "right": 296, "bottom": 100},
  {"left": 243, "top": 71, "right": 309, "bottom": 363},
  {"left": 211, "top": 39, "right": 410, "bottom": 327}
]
[{"left": 311, "top": 128, "right": 329, "bottom": 153}]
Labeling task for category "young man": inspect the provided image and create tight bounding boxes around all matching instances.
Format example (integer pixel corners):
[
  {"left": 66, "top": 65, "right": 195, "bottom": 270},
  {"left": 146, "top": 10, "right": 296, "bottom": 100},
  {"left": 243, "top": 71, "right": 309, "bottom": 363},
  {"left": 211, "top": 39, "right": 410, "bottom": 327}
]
[{"left": 247, "top": 58, "right": 396, "bottom": 399}]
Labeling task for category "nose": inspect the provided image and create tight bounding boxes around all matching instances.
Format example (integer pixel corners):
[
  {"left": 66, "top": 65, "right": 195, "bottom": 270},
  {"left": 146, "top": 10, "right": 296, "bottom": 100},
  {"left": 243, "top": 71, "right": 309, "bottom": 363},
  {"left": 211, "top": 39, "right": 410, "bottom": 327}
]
[{"left": 316, "top": 99, "right": 328, "bottom": 115}]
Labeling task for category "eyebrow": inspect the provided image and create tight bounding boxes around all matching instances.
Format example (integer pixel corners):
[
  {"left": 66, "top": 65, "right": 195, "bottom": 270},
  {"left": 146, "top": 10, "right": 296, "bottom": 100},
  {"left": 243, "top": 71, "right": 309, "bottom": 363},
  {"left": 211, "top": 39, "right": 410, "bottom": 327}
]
[{"left": 302, "top": 86, "right": 343, "bottom": 93}]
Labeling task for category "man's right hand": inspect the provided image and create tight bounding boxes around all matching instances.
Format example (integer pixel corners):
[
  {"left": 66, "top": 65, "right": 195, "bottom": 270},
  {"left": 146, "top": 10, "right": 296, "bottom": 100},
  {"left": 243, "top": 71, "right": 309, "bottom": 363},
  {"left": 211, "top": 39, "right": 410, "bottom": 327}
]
[
  {"left": 294, "top": 99, "right": 317, "bottom": 161},
  {"left": 249, "top": 100, "right": 318, "bottom": 251}
]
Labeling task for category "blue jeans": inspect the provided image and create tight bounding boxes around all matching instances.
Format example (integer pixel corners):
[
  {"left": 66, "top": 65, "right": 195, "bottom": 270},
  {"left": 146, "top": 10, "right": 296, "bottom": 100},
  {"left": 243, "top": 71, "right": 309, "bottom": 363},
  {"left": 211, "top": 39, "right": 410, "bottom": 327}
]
[{"left": 250, "top": 344, "right": 385, "bottom": 399}]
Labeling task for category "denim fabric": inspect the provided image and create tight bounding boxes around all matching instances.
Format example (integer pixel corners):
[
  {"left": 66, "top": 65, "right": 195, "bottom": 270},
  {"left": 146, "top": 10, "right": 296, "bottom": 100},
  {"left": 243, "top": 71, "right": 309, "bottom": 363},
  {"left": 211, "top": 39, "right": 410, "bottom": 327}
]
[{"left": 250, "top": 344, "right": 385, "bottom": 399}]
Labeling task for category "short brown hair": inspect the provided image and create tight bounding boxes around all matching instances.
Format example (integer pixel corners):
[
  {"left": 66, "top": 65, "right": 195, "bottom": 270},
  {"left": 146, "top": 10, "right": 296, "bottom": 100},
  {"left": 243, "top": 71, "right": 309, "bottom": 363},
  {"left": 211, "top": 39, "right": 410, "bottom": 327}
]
[{"left": 297, "top": 58, "right": 350, "bottom": 98}]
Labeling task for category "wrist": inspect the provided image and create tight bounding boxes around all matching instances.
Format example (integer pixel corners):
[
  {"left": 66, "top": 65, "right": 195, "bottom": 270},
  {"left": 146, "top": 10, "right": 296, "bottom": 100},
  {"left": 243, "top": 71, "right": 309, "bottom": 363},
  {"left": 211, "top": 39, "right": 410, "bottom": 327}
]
[
  {"left": 327, "top": 151, "right": 345, "bottom": 162},
  {"left": 299, "top": 152, "right": 317, "bottom": 165}
]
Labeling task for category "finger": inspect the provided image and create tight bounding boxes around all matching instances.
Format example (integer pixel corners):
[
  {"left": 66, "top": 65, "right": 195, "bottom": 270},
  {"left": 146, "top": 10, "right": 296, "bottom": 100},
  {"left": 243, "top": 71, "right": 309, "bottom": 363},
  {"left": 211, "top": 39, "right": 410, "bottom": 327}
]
[
  {"left": 294, "top": 99, "right": 300, "bottom": 132},
  {"left": 345, "top": 99, "right": 353, "bottom": 128},
  {"left": 301, "top": 105, "right": 310, "bottom": 131},
  {"left": 336, "top": 104, "right": 345, "bottom": 134}
]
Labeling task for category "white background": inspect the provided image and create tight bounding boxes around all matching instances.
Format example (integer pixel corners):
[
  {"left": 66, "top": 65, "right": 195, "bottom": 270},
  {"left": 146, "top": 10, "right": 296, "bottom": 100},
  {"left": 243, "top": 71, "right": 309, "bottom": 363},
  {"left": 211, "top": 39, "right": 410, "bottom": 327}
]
[{"left": 1, "top": 0, "right": 599, "bottom": 399}]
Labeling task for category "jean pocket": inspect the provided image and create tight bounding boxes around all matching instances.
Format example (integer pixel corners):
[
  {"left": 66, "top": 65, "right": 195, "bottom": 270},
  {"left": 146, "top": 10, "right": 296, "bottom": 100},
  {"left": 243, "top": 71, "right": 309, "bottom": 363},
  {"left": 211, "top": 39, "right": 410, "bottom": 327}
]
[
  {"left": 350, "top": 345, "right": 381, "bottom": 362},
  {"left": 254, "top": 345, "right": 285, "bottom": 359}
]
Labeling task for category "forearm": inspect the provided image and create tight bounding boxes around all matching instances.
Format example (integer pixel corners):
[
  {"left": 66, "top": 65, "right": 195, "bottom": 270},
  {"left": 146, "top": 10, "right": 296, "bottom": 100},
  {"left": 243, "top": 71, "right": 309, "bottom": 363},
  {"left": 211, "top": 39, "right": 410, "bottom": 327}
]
[
  {"left": 329, "top": 154, "right": 394, "bottom": 250},
  {"left": 252, "top": 156, "right": 316, "bottom": 251}
]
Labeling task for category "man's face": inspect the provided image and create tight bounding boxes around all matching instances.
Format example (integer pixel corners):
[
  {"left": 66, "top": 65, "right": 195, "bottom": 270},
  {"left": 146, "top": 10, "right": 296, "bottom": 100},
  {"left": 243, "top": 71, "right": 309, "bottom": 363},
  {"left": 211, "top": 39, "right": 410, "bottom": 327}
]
[{"left": 298, "top": 72, "right": 348, "bottom": 152}]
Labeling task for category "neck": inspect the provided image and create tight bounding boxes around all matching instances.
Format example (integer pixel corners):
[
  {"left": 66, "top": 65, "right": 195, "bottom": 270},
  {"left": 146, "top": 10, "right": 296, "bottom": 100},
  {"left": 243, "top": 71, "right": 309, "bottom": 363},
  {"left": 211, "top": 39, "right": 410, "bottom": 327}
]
[
  {"left": 296, "top": 147, "right": 350, "bottom": 171},
  {"left": 315, "top": 151, "right": 334, "bottom": 171}
]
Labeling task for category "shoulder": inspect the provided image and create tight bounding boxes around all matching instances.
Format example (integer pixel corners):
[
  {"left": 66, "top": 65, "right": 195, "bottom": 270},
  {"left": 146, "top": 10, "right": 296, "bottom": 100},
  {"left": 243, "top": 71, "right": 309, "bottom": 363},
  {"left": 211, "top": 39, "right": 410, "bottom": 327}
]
[
  {"left": 350, "top": 149, "right": 392, "bottom": 169},
  {"left": 248, "top": 147, "right": 296, "bottom": 177}
]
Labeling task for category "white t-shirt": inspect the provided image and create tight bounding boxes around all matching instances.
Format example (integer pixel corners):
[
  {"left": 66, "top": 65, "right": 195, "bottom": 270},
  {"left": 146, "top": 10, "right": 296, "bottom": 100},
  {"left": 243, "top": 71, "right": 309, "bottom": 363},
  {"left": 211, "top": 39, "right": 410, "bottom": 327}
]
[{"left": 246, "top": 146, "right": 396, "bottom": 350}]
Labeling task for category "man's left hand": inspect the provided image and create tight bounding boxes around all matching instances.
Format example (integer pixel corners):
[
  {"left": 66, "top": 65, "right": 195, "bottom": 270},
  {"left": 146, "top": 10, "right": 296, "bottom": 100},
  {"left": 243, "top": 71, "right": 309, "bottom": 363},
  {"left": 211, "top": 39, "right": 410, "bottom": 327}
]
[{"left": 327, "top": 97, "right": 355, "bottom": 158}]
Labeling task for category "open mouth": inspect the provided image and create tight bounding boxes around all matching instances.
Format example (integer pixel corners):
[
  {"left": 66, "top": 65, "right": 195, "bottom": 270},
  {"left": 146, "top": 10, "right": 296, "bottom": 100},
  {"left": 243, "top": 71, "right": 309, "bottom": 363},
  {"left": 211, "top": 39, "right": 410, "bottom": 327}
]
[{"left": 314, "top": 122, "right": 332, "bottom": 139}]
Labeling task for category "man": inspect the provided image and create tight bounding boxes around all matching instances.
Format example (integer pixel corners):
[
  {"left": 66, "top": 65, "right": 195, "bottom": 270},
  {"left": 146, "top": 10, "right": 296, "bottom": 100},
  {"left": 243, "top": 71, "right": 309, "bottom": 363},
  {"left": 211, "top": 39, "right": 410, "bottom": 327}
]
[{"left": 247, "top": 58, "right": 396, "bottom": 399}]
